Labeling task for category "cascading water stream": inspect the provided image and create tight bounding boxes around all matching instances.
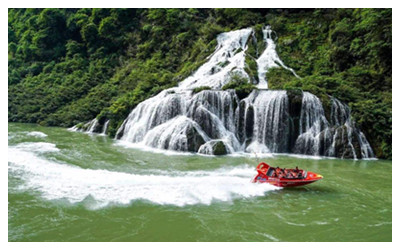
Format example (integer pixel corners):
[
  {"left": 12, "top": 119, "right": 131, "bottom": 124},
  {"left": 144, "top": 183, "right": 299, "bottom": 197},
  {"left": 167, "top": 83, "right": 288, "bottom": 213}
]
[
  {"left": 243, "top": 90, "right": 289, "bottom": 153},
  {"left": 294, "top": 92, "right": 329, "bottom": 156},
  {"left": 87, "top": 119, "right": 98, "bottom": 133},
  {"left": 256, "top": 25, "right": 299, "bottom": 89},
  {"left": 101, "top": 120, "right": 109, "bottom": 135},
  {"left": 179, "top": 28, "right": 253, "bottom": 90},
  {"left": 328, "top": 97, "right": 374, "bottom": 158}
]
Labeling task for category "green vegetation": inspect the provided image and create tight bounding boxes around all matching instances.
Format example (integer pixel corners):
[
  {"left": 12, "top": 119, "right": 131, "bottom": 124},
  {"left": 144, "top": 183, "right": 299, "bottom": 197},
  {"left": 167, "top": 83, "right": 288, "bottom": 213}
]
[
  {"left": 8, "top": 9, "right": 391, "bottom": 159},
  {"left": 212, "top": 141, "right": 228, "bottom": 155},
  {"left": 192, "top": 86, "right": 212, "bottom": 94},
  {"left": 222, "top": 73, "right": 256, "bottom": 99},
  {"left": 8, "top": 8, "right": 258, "bottom": 130}
]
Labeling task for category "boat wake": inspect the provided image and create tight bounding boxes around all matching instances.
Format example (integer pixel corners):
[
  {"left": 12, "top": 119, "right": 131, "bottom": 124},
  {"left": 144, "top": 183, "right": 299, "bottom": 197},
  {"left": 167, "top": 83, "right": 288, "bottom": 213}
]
[{"left": 8, "top": 142, "right": 280, "bottom": 208}]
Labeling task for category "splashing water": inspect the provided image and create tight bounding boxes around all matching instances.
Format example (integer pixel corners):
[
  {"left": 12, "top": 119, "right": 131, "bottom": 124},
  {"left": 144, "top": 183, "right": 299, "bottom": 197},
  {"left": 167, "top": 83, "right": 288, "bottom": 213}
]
[
  {"left": 26, "top": 131, "right": 48, "bottom": 138},
  {"left": 8, "top": 142, "right": 280, "bottom": 208}
]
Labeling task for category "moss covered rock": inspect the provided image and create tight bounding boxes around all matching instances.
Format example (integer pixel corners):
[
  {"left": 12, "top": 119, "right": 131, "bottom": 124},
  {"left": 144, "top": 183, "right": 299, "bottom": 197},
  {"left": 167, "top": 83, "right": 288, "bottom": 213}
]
[{"left": 198, "top": 140, "right": 228, "bottom": 155}]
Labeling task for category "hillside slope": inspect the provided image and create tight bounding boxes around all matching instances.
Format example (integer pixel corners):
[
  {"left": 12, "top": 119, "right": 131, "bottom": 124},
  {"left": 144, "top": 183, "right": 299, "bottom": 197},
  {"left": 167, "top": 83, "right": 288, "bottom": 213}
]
[{"left": 8, "top": 8, "right": 391, "bottom": 158}]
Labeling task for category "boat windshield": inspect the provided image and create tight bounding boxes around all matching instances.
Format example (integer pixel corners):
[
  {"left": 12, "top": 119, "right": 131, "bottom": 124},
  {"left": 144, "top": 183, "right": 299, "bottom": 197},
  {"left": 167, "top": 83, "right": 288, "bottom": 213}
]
[{"left": 266, "top": 168, "right": 275, "bottom": 177}]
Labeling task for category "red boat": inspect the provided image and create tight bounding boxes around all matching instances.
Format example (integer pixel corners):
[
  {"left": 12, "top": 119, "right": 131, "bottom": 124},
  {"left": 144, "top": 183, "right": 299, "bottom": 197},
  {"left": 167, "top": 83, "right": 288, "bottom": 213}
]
[{"left": 252, "top": 162, "right": 323, "bottom": 187}]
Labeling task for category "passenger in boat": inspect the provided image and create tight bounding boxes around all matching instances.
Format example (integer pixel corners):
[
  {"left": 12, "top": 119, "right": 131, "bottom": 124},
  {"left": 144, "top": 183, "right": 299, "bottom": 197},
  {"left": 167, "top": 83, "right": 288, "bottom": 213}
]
[
  {"left": 286, "top": 171, "right": 295, "bottom": 179},
  {"left": 294, "top": 166, "right": 299, "bottom": 173},
  {"left": 283, "top": 168, "right": 288, "bottom": 176},
  {"left": 297, "top": 171, "right": 303, "bottom": 178}
]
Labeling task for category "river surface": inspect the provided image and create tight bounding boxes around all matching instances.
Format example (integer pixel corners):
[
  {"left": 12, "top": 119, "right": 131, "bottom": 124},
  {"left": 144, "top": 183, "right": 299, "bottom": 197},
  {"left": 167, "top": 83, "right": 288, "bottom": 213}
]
[{"left": 8, "top": 123, "right": 392, "bottom": 241}]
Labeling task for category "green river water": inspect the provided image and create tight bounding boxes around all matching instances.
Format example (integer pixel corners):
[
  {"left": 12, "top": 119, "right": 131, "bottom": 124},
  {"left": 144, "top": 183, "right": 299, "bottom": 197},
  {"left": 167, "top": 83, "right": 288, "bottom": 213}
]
[{"left": 8, "top": 123, "right": 392, "bottom": 242}]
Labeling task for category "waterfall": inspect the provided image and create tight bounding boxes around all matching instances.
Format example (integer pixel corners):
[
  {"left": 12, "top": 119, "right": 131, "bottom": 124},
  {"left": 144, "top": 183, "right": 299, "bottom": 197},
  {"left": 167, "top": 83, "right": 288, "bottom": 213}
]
[
  {"left": 68, "top": 118, "right": 99, "bottom": 133},
  {"left": 141, "top": 116, "right": 209, "bottom": 152},
  {"left": 70, "top": 27, "right": 374, "bottom": 159},
  {"left": 331, "top": 97, "right": 350, "bottom": 125},
  {"left": 101, "top": 120, "right": 109, "bottom": 135},
  {"left": 118, "top": 88, "right": 241, "bottom": 154},
  {"left": 68, "top": 118, "right": 110, "bottom": 136},
  {"left": 294, "top": 92, "right": 329, "bottom": 156},
  {"left": 115, "top": 87, "right": 373, "bottom": 158},
  {"left": 256, "top": 25, "right": 299, "bottom": 89},
  {"left": 243, "top": 90, "right": 290, "bottom": 153},
  {"left": 120, "top": 89, "right": 187, "bottom": 143},
  {"left": 67, "top": 125, "right": 79, "bottom": 132},
  {"left": 293, "top": 94, "right": 374, "bottom": 159},
  {"left": 179, "top": 28, "right": 253, "bottom": 90},
  {"left": 357, "top": 132, "right": 374, "bottom": 158},
  {"left": 326, "top": 97, "right": 374, "bottom": 159},
  {"left": 87, "top": 119, "right": 98, "bottom": 133}
]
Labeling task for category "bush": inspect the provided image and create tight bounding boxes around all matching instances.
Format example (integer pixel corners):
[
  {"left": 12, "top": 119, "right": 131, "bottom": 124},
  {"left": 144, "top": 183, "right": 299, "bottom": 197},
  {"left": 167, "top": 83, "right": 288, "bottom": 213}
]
[
  {"left": 192, "top": 86, "right": 212, "bottom": 94},
  {"left": 222, "top": 73, "right": 256, "bottom": 99}
]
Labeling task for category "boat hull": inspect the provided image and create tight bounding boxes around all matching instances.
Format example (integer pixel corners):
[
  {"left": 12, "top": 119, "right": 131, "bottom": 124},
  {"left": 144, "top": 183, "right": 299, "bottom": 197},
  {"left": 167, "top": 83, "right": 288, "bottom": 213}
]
[
  {"left": 253, "top": 176, "right": 321, "bottom": 187},
  {"left": 252, "top": 163, "right": 323, "bottom": 187}
]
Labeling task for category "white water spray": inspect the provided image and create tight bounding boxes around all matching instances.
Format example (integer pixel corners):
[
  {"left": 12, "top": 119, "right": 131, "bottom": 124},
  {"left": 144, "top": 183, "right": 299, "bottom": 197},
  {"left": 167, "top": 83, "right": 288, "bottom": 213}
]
[{"left": 8, "top": 142, "right": 280, "bottom": 207}]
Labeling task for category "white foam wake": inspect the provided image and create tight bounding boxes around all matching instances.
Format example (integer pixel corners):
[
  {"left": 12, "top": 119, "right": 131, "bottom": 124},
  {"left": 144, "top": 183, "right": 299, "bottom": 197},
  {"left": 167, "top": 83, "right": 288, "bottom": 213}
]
[
  {"left": 12, "top": 142, "right": 60, "bottom": 153},
  {"left": 8, "top": 143, "right": 280, "bottom": 208},
  {"left": 27, "top": 131, "right": 48, "bottom": 138}
]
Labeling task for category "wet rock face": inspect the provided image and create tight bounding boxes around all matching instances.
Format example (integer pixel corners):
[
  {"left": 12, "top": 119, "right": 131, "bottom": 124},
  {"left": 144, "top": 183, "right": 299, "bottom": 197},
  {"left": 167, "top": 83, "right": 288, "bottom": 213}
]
[
  {"left": 187, "top": 125, "right": 206, "bottom": 152},
  {"left": 212, "top": 141, "right": 228, "bottom": 155},
  {"left": 147, "top": 116, "right": 208, "bottom": 152},
  {"left": 245, "top": 105, "right": 254, "bottom": 139},
  {"left": 329, "top": 125, "right": 362, "bottom": 159},
  {"left": 198, "top": 140, "right": 228, "bottom": 155},
  {"left": 115, "top": 120, "right": 127, "bottom": 140},
  {"left": 333, "top": 126, "right": 351, "bottom": 158},
  {"left": 287, "top": 90, "right": 303, "bottom": 150},
  {"left": 351, "top": 130, "right": 362, "bottom": 159},
  {"left": 191, "top": 106, "right": 219, "bottom": 139},
  {"left": 237, "top": 100, "right": 255, "bottom": 144},
  {"left": 149, "top": 94, "right": 184, "bottom": 129},
  {"left": 236, "top": 100, "right": 246, "bottom": 143}
]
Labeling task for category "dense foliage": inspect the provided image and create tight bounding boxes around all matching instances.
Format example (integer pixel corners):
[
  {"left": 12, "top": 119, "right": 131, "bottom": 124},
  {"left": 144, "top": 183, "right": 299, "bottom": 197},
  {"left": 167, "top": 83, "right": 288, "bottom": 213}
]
[{"left": 8, "top": 8, "right": 391, "bottom": 159}]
